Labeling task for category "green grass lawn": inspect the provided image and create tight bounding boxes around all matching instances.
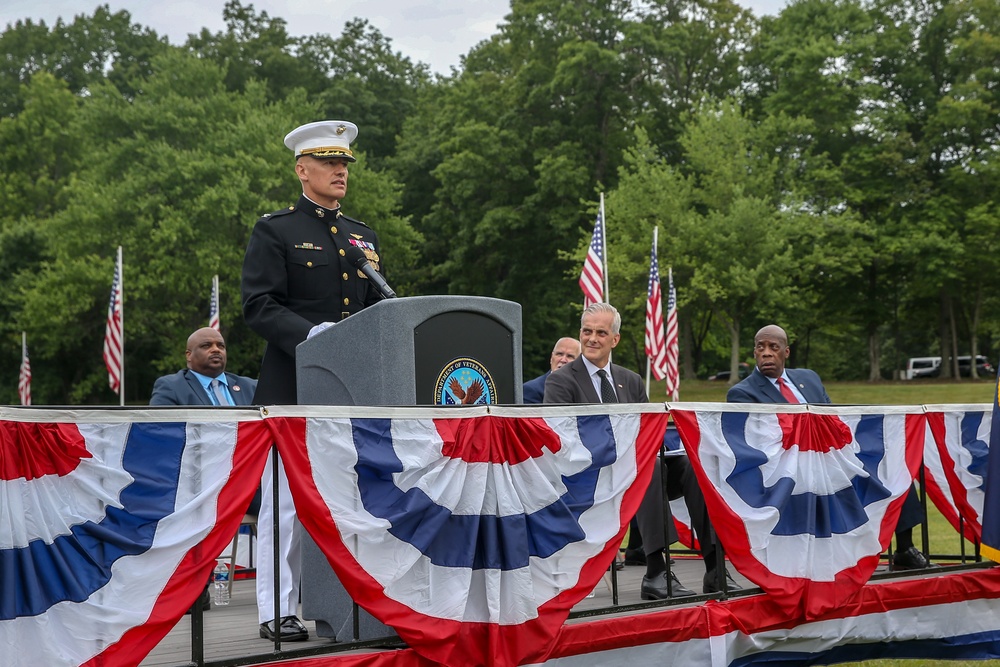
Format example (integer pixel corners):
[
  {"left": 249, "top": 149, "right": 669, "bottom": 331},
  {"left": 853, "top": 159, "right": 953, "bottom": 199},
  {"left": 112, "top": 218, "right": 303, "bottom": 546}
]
[
  {"left": 650, "top": 378, "right": 997, "bottom": 405},
  {"left": 653, "top": 378, "right": 1000, "bottom": 666}
]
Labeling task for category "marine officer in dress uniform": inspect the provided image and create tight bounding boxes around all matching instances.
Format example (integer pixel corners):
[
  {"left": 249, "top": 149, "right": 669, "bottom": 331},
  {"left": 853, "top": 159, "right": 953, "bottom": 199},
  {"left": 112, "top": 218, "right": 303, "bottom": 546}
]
[{"left": 241, "top": 120, "right": 385, "bottom": 642}]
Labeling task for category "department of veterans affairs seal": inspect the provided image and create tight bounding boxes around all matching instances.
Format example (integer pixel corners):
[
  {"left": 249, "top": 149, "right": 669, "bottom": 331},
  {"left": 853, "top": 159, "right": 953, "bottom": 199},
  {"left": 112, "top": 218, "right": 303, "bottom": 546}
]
[{"left": 435, "top": 357, "right": 497, "bottom": 405}]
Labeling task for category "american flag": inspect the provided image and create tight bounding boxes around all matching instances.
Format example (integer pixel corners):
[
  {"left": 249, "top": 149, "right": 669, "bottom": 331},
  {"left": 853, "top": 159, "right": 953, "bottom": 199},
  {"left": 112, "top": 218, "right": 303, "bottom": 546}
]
[
  {"left": 209, "top": 275, "right": 220, "bottom": 331},
  {"left": 579, "top": 197, "right": 606, "bottom": 308},
  {"left": 644, "top": 235, "right": 667, "bottom": 381},
  {"left": 18, "top": 332, "right": 30, "bottom": 406},
  {"left": 103, "top": 248, "right": 123, "bottom": 395},
  {"left": 664, "top": 266, "right": 679, "bottom": 401}
]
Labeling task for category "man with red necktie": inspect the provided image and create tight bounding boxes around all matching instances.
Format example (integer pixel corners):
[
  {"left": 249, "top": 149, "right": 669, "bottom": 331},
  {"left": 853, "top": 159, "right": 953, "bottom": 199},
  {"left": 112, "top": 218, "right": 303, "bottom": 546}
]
[
  {"left": 726, "top": 325, "right": 829, "bottom": 404},
  {"left": 728, "top": 324, "right": 934, "bottom": 571}
]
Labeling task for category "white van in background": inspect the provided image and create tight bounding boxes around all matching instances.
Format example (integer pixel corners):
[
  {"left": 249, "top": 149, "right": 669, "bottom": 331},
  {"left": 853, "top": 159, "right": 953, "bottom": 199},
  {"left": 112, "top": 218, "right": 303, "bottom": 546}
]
[
  {"left": 903, "top": 355, "right": 996, "bottom": 379},
  {"left": 904, "top": 357, "right": 941, "bottom": 380}
]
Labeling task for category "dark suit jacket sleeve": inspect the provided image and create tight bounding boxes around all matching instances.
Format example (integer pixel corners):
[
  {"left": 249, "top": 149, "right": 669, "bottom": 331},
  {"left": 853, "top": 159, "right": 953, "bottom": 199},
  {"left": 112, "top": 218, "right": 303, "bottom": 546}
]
[
  {"left": 820, "top": 384, "right": 831, "bottom": 403},
  {"left": 149, "top": 371, "right": 208, "bottom": 406},
  {"left": 618, "top": 369, "right": 648, "bottom": 403},
  {"left": 542, "top": 366, "right": 582, "bottom": 404},
  {"left": 726, "top": 382, "right": 757, "bottom": 403},
  {"left": 522, "top": 373, "right": 547, "bottom": 405},
  {"left": 149, "top": 374, "right": 182, "bottom": 406}
]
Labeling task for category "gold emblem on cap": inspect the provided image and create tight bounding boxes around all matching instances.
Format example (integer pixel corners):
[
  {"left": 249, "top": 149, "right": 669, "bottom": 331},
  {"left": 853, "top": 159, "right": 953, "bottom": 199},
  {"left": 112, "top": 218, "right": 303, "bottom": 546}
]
[
  {"left": 299, "top": 146, "right": 354, "bottom": 159},
  {"left": 336, "top": 125, "right": 347, "bottom": 135}
]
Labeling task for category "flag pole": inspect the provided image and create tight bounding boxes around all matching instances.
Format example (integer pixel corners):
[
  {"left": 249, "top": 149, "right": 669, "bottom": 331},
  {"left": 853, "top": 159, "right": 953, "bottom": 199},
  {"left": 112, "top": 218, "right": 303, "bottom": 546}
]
[
  {"left": 600, "top": 193, "right": 609, "bottom": 304},
  {"left": 118, "top": 245, "right": 124, "bottom": 406},
  {"left": 20, "top": 331, "right": 29, "bottom": 406}
]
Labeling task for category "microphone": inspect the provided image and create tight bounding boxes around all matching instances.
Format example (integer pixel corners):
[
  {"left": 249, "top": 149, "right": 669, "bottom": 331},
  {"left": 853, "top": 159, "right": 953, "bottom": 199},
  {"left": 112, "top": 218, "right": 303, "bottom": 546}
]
[{"left": 345, "top": 246, "right": 397, "bottom": 299}]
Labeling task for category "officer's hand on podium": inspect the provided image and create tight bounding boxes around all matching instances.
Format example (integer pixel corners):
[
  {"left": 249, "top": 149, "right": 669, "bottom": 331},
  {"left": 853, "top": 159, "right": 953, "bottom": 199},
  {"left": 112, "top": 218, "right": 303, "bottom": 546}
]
[{"left": 307, "top": 322, "right": 335, "bottom": 339}]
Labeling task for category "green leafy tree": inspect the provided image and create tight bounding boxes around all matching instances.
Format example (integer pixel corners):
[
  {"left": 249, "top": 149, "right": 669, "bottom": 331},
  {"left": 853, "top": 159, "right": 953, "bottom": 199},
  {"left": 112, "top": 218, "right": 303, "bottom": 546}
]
[
  {"left": 0, "top": 5, "right": 167, "bottom": 117},
  {"left": 4, "top": 50, "right": 417, "bottom": 404},
  {"left": 394, "top": 0, "right": 754, "bottom": 377},
  {"left": 187, "top": 3, "right": 429, "bottom": 162}
]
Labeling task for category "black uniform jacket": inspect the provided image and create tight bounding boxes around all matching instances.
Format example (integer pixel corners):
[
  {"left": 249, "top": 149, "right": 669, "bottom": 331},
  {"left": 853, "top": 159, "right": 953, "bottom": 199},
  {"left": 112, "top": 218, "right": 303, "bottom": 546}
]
[{"left": 242, "top": 194, "right": 383, "bottom": 404}]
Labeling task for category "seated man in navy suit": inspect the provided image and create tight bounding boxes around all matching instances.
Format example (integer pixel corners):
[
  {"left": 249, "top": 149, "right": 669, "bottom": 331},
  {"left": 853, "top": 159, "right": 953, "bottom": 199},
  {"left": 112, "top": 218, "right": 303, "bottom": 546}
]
[
  {"left": 522, "top": 337, "right": 580, "bottom": 404},
  {"left": 150, "top": 326, "right": 258, "bottom": 613},
  {"left": 728, "top": 324, "right": 934, "bottom": 570},
  {"left": 151, "top": 327, "right": 257, "bottom": 406}
]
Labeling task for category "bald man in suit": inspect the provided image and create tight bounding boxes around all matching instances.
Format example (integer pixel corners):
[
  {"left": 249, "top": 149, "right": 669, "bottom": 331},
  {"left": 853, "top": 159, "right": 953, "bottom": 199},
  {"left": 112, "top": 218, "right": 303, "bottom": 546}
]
[
  {"left": 545, "top": 303, "right": 740, "bottom": 598},
  {"left": 149, "top": 327, "right": 257, "bottom": 614},
  {"left": 522, "top": 337, "right": 580, "bottom": 404},
  {"left": 725, "top": 325, "right": 829, "bottom": 404},
  {"left": 150, "top": 327, "right": 257, "bottom": 406},
  {"left": 728, "top": 324, "right": 934, "bottom": 571}
]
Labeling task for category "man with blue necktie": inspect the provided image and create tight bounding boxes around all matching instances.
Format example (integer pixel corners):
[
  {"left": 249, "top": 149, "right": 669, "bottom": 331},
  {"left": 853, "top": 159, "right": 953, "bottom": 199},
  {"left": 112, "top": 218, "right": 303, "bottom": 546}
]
[
  {"left": 149, "top": 326, "right": 258, "bottom": 614},
  {"left": 150, "top": 327, "right": 257, "bottom": 407}
]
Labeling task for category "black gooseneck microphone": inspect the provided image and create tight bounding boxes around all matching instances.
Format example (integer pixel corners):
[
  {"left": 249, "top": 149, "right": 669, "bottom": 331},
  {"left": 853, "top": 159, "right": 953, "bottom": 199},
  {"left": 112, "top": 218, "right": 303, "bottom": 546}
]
[{"left": 345, "top": 246, "right": 397, "bottom": 299}]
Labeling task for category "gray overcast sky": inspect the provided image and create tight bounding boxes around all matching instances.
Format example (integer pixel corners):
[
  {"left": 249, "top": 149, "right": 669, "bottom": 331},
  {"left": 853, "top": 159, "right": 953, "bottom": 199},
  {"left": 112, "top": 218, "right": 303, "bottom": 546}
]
[{"left": 1, "top": 1, "right": 790, "bottom": 75}]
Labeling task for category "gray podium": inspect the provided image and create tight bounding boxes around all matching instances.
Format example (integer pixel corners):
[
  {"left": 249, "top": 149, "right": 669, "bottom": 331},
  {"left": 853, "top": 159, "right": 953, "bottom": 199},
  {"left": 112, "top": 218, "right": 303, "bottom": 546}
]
[{"left": 297, "top": 295, "right": 522, "bottom": 640}]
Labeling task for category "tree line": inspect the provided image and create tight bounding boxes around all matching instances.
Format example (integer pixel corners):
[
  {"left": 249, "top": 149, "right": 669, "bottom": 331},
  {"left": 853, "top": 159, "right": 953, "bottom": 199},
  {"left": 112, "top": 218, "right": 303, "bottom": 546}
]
[{"left": 1, "top": 0, "right": 997, "bottom": 405}]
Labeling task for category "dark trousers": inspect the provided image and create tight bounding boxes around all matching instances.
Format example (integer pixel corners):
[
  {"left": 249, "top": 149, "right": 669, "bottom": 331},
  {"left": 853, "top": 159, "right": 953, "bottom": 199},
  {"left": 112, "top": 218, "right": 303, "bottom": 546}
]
[
  {"left": 636, "top": 454, "right": 714, "bottom": 560},
  {"left": 895, "top": 485, "right": 924, "bottom": 533}
]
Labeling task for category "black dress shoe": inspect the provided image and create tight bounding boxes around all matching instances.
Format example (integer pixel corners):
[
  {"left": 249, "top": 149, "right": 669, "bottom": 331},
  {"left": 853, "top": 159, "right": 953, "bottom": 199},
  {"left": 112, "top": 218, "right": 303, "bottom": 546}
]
[
  {"left": 703, "top": 568, "right": 744, "bottom": 594},
  {"left": 640, "top": 571, "right": 696, "bottom": 600},
  {"left": 259, "top": 615, "right": 309, "bottom": 642},
  {"left": 184, "top": 586, "right": 211, "bottom": 614},
  {"left": 892, "top": 546, "right": 937, "bottom": 571}
]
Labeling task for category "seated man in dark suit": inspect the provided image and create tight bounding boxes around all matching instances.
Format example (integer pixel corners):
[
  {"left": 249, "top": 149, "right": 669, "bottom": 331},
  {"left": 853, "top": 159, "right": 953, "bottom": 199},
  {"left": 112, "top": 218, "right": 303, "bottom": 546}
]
[
  {"left": 150, "top": 326, "right": 258, "bottom": 613},
  {"left": 522, "top": 337, "right": 580, "bottom": 404},
  {"left": 728, "top": 324, "right": 934, "bottom": 570},
  {"left": 545, "top": 303, "right": 740, "bottom": 598},
  {"left": 151, "top": 327, "right": 257, "bottom": 406}
]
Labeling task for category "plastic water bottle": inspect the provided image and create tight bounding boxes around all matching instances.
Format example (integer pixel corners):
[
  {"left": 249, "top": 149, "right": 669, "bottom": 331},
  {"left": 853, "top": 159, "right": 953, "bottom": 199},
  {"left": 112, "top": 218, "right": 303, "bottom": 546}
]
[{"left": 212, "top": 560, "right": 230, "bottom": 606}]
